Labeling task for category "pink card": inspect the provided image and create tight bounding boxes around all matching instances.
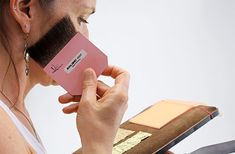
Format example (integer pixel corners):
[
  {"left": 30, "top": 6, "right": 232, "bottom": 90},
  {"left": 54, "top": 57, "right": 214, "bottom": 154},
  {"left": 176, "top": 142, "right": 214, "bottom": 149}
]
[{"left": 43, "top": 32, "right": 108, "bottom": 95}]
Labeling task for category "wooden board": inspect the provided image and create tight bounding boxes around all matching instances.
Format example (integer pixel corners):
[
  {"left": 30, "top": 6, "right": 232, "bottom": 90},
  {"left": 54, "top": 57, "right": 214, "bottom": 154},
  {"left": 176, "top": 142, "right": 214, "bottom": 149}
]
[{"left": 114, "top": 100, "right": 219, "bottom": 154}]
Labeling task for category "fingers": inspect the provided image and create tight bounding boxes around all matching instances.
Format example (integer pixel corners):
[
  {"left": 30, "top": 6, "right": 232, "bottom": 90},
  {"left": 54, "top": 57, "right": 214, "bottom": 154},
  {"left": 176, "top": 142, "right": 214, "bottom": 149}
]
[
  {"left": 102, "top": 66, "right": 128, "bottom": 80},
  {"left": 80, "top": 68, "right": 97, "bottom": 104},
  {"left": 102, "top": 65, "right": 130, "bottom": 93},
  {"left": 97, "top": 80, "right": 110, "bottom": 97},
  {"left": 58, "top": 93, "right": 81, "bottom": 104},
  {"left": 60, "top": 68, "right": 98, "bottom": 114},
  {"left": 59, "top": 66, "right": 129, "bottom": 107},
  {"left": 63, "top": 103, "right": 79, "bottom": 114}
]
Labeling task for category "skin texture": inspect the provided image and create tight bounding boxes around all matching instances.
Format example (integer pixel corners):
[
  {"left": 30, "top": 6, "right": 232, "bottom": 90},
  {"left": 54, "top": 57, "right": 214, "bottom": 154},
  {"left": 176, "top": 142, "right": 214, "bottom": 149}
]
[
  {"left": 0, "top": 0, "right": 131, "bottom": 153},
  {"left": 0, "top": 0, "right": 173, "bottom": 153}
]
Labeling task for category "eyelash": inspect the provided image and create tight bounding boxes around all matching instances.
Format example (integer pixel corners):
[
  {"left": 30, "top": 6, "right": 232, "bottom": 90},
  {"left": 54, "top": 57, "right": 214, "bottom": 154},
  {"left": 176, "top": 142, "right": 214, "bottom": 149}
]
[{"left": 79, "top": 17, "right": 89, "bottom": 25}]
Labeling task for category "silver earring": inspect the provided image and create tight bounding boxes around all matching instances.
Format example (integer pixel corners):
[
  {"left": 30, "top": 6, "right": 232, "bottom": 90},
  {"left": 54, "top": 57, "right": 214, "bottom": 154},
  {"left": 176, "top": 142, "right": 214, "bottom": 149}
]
[{"left": 24, "top": 33, "right": 30, "bottom": 76}]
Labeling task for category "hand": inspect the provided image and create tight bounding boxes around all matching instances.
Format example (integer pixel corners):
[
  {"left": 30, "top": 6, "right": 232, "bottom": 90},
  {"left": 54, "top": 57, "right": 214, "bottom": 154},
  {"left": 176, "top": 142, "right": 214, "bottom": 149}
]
[{"left": 59, "top": 66, "right": 130, "bottom": 154}]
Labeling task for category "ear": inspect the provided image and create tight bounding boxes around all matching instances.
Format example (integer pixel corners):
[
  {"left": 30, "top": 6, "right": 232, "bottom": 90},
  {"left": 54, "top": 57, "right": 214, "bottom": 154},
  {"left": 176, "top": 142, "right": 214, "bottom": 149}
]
[{"left": 9, "top": 0, "right": 33, "bottom": 34}]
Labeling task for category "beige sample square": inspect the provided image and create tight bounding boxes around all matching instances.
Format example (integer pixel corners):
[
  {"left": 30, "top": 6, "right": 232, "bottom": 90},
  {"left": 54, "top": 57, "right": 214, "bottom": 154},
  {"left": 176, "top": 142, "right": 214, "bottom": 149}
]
[{"left": 129, "top": 100, "right": 198, "bottom": 129}]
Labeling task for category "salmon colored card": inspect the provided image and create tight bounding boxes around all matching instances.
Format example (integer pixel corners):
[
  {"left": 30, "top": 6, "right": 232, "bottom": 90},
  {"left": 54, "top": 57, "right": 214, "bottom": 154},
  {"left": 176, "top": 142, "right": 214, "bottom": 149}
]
[{"left": 129, "top": 100, "right": 199, "bottom": 129}]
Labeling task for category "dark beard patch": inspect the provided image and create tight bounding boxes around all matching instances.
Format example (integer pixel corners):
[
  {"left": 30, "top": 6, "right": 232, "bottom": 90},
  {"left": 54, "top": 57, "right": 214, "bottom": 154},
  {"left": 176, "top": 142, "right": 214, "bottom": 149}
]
[{"left": 27, "top": 16, "right": 77, "bottom": 68}]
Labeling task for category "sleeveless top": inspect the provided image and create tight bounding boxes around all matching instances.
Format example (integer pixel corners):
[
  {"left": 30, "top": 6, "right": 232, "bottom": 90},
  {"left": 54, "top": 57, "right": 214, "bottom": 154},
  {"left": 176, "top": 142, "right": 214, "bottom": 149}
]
[{"left": 0, "top": 100, "right": 47, "bottom": 154}]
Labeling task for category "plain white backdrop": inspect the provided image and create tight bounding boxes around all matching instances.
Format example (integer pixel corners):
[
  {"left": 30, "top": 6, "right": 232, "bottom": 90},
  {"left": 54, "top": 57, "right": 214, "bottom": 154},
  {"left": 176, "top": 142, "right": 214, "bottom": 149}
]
[{"left": 26, "top": 0, "right": 235, "bottom": 153}]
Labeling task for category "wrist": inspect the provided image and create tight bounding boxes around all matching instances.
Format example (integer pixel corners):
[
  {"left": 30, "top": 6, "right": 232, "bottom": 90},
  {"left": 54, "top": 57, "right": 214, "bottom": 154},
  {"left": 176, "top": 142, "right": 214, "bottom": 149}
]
[{"left": 81, "top": 141, "right": 112, "bottom": 154}]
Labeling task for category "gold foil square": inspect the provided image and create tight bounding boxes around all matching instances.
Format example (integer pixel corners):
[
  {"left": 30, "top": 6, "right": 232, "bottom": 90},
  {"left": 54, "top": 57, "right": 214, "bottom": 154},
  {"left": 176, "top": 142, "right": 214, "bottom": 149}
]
[
  {"left": 113, "top": 131, "right": 152, "bottom": 154},
  {"left": 114, "top": 128, "right": 135, "bottom": 145}
]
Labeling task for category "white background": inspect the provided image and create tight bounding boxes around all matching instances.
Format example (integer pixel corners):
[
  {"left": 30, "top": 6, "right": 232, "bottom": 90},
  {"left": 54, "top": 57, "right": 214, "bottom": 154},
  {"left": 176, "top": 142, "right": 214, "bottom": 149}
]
[{"left": 26, "top": 0, "right": 235, "bottom": 153}]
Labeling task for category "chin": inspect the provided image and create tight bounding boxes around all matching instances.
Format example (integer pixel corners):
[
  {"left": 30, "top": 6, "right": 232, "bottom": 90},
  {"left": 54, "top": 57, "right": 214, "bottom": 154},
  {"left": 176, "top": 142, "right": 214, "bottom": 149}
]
[
  {"left": 51, "top": 80, "right": 59, "bottom": 86},
  {"left": 39, "top": 78, "right": 59, "bottom": 87}
]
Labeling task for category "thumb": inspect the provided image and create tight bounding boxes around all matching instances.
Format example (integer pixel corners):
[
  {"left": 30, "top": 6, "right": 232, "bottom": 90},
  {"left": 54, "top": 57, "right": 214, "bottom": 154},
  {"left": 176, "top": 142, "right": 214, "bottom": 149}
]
[{"left": 81, "top": 68, "right": 97, "bottom": 104}]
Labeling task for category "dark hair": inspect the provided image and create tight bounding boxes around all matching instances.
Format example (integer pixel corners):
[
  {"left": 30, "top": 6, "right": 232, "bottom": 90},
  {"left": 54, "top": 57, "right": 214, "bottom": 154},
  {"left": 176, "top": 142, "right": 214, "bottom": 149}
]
[
  {"left": 0, "top": 0, "right": 54, "bottom": 107},
  {"left": 27, "top": 16, "right": 76, "bottom": 68}
]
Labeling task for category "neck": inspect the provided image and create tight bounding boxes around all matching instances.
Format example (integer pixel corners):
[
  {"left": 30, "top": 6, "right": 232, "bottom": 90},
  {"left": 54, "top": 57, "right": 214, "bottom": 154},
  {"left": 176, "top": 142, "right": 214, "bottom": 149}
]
[{"left": 0, "top": 40, "right": 35, "bottom": 112}]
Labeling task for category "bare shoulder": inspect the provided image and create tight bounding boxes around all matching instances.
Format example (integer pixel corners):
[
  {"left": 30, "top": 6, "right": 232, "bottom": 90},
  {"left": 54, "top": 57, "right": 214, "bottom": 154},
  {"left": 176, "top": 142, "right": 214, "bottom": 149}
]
[{"left": 0, "top": 107, "right": 32, "bottom": 154}]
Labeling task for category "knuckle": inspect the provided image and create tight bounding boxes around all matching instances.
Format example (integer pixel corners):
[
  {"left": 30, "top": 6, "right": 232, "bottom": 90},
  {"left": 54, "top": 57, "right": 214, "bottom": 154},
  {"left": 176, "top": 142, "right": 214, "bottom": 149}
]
[
  {"left": 81, "top": 97, "right": 90, "bottom": 104},
  {"left": 115, "top": 92, "right": 129, "bottom": 104},
  {"left": 122, "top": 70, "right": 130, "bottom": 77},
  {"left": 125, "top": 71, "right": 131, "bottom": 78},
  {"left": 82, "top": 80, "right": 96, "bottom": 90}
]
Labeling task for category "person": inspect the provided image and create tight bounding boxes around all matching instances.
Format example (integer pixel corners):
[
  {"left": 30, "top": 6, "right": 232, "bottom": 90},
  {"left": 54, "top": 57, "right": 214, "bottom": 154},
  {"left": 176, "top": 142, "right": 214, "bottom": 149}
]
[
  {"left": 0, "top": 0, "right": 130, "bottom": 153},
  {"left": 0, "top": 0, "right": 173, "bottom": 153}
]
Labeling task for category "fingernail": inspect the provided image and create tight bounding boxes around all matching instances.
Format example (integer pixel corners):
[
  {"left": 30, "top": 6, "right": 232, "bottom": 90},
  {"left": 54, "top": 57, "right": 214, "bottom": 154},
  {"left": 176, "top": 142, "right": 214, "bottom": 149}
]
[{"left": 84, "top": 68, "right": 95, "bottom": 80}]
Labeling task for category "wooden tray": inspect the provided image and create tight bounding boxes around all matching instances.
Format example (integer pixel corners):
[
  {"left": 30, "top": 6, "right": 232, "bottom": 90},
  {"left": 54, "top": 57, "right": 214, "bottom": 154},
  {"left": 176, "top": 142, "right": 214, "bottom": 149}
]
[{"left": 117, "top": 101, "right": 219, "bottom": 154}]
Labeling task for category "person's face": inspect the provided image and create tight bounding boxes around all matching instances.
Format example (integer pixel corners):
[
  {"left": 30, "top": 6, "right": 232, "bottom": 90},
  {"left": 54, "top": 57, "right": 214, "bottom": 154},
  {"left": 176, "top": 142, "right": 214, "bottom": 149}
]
[{"left": 28, "top": 0, "right": 96, "bottom": 86}]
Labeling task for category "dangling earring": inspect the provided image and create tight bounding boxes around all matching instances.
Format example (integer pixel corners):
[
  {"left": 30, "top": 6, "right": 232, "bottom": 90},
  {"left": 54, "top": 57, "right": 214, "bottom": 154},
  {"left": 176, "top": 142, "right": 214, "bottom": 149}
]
[{"left": 24, "top": 33, "right": 30, "bottom": 76}]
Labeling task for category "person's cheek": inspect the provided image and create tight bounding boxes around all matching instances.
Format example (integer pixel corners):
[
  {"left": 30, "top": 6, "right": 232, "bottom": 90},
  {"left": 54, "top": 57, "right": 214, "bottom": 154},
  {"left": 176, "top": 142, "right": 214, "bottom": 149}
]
[
  {"left": 81, "top": 24, "right": 89, "bottom": 39},
  {"left": 79, "top": 23, "right": 89, "bottom": 39}
]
